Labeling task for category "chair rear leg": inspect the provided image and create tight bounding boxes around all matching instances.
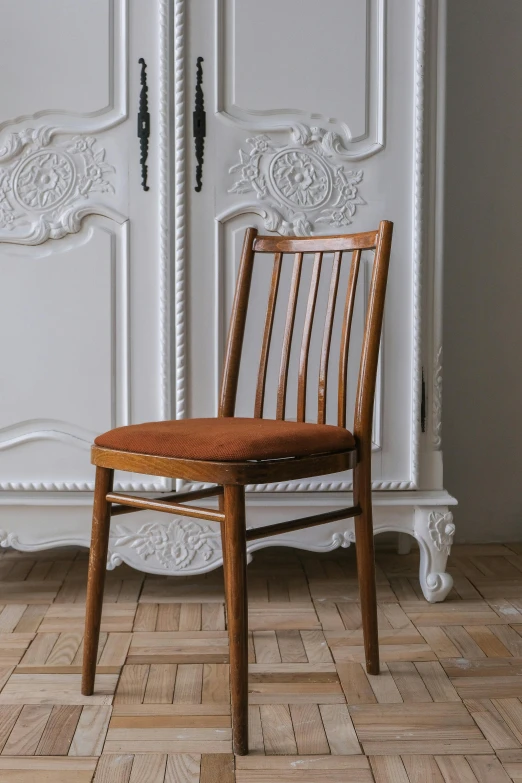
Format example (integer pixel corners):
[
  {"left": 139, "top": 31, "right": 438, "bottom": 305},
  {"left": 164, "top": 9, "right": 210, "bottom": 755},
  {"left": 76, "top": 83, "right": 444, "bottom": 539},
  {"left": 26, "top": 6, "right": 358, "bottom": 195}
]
[
  {"left": 354, "top": 461, "right": 380, "bottom": 675},
  {"left": 222, "top": 485, "right": 249, "bottom": 755},
  {"left": 82, "top": 466, "right": 114, "bottom": 695}
]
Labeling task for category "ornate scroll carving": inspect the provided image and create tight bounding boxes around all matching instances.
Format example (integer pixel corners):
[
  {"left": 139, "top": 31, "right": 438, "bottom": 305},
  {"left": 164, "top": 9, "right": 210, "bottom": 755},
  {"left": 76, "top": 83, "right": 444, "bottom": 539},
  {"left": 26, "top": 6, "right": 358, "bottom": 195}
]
[
  {"left": 228, "top": 124, "right": 365, "bottom": 236},
  {"left": 0, "top": 127, "right": 115, "bottom": 245},
  {"left": 428, "top": 510, "right": 455, "bottom": 555}
]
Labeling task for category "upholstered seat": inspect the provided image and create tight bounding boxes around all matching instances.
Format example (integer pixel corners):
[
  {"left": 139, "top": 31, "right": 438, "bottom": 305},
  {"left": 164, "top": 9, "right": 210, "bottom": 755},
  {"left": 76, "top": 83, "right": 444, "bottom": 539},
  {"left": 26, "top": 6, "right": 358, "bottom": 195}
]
[{"left": 95, "top": 417, "right": 356, "bottom": 462}]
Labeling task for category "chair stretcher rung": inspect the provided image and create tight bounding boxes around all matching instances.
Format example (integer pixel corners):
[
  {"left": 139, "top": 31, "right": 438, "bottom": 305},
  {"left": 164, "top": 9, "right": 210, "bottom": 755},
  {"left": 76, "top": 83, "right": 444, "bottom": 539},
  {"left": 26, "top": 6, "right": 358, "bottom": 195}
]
[
  {"left": 109, "top": 485, "right": 222, "bottom": 516},
  {"left": 245, "top": 505, "right": 362, "bottom": 542},
  {"left": 107, "top": 488, "right": 224, "bottom": 523}
]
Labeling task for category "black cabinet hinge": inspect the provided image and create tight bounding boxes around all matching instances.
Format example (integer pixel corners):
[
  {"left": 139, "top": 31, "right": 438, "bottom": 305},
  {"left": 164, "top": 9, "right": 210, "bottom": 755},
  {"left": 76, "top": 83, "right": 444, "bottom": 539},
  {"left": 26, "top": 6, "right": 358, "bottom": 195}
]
[
  {"left": 137, "top": 58, "right": 150, "bottom": 191},
  {"left": 421, "top": 367, "right": 426, "bottom": 433},
  {"left": 193, "top": 57, "right": 206, "bottom": 192}
]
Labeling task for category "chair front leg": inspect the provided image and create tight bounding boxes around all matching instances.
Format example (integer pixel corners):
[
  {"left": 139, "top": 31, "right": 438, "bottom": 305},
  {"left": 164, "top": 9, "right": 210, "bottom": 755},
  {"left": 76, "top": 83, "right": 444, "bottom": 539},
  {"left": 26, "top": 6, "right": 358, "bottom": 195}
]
[
  {"left": 222, "top": 484, "right": 249, "bottom": 755},
  {"left": 81, "top": 466, "right": 114, "bottom": 695},
  {"left": 354, "top": 459, "right": 380, "bottom": 675}
]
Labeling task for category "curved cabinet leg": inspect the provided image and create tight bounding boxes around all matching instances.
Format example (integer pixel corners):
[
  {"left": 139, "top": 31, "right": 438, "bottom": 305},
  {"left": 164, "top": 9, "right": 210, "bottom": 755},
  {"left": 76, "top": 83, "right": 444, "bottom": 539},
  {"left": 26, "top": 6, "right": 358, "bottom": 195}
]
[{"left": 414, "top": 506, "right": 455, "bottom": 603}]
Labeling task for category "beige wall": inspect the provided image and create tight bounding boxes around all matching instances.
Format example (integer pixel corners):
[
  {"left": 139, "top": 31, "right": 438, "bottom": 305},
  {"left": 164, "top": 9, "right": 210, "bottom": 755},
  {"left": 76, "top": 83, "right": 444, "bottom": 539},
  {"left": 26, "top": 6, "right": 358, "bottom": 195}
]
[{"left": 443, "top": 1, "right": 522, "bottom": 540}]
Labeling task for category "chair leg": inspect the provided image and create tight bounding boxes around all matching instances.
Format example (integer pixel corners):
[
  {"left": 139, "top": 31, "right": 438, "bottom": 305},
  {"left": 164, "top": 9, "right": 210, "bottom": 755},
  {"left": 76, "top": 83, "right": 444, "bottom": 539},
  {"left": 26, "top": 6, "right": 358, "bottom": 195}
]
[
  {"left": 354, "top": 460, "right": 380, "bottom": 675},
  {"left": 81, "top": 466, "right": 114, "bottom": 696},
  {"left": 222, "top": 485, "right": 249, "bottom": 755}
]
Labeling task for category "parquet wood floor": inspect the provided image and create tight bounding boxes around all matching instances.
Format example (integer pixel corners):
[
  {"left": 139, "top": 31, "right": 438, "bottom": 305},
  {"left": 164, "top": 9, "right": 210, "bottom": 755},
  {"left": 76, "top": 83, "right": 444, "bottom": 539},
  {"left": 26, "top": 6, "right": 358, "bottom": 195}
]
[{"left": 1, "top": 542, "right": 522, "bottom": 780}]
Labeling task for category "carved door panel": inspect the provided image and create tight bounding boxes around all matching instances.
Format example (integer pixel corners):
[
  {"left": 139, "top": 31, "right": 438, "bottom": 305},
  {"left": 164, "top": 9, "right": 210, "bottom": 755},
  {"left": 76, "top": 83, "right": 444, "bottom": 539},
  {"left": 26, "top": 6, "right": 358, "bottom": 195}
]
[
  {"left": 184, "top": 0, "right": 421, "bottom": 490},
  {"left": 0, "top": 0, "right": 170, "bottom": 492}
]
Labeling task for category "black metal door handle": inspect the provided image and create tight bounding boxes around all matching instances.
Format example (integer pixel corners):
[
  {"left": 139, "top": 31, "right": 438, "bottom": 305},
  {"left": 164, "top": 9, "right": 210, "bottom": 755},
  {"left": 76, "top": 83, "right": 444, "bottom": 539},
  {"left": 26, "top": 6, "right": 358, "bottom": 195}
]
[
  {"left": 193, "top": 57, "right": 206, "bottom": 192},
  {"left": 138, "top": 58, "right": 150, "bottom": 192}
]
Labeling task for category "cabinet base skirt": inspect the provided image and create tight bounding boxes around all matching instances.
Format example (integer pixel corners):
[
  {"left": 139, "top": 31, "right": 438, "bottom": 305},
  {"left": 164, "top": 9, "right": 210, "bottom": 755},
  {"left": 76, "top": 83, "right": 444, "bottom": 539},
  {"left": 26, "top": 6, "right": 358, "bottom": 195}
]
[{"left": 0, "top": 490, "right": 457, "bottom": 603}]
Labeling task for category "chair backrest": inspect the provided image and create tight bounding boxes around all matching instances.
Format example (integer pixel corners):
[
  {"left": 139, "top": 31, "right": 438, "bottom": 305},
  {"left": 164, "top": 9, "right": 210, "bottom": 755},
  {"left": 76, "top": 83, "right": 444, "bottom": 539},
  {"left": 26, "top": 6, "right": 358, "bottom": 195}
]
[{"left": 219, "top": 221, "right": 393, "bottom": 451}]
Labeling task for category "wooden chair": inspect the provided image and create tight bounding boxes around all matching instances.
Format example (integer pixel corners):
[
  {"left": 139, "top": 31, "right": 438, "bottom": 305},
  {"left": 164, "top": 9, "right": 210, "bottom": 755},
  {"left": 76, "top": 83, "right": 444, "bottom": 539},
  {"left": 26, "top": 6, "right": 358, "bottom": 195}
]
[{"left": 82, "top": 221, "right": 393, "bottom": 755}]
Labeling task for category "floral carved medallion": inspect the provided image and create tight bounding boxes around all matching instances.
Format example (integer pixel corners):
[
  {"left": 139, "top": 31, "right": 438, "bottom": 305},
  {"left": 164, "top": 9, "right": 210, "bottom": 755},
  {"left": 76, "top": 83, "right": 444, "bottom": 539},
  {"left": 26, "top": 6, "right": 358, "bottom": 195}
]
[
  {"left": 228, "top": 124, "right": 365, "bottom": 236},
  {"left": 113, "top": 519, "right": 221, "bottom": 570},
  {"left": 14, "top": 150, "right": 75, "bottom": 211},
  {"left": 0, "top": 126, "right": 115, "bottom": 244},
  {"left": 269, "top": 149, "right": 331, "bottom": 209}
]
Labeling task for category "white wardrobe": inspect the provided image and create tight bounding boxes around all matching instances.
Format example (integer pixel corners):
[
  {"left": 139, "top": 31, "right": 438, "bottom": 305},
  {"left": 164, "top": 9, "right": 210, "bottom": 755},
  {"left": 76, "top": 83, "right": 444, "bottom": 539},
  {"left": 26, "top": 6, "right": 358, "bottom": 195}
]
[{"left": 0, "top": 0, "right": 456, "bottom": 601}]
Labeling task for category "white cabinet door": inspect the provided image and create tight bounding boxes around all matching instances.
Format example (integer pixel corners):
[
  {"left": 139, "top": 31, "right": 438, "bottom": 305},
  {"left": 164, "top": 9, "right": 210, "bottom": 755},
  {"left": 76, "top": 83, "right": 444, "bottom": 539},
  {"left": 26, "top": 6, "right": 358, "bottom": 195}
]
[
  {"left": 0, "top": 0, "right": 171, "bottom": 492},
  {"left": 184, "top": 0, "right": 423, "bottom": 491}
]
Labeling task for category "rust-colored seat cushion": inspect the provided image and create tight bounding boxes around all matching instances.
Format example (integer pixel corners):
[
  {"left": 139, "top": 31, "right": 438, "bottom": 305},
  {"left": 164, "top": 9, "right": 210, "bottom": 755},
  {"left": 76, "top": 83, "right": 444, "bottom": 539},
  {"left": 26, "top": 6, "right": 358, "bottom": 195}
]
[{"left": 94, "top": 417, "right": 356, "bottom": 462}]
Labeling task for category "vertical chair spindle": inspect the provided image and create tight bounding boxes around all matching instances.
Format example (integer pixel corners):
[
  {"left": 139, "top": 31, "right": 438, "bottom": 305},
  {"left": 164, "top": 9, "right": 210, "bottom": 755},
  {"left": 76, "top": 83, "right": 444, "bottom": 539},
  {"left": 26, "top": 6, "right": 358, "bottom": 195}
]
[
  {"left": 254, "top": 253, "right": 283, "bottom": 418},
  {"left": 318, "top": 251, "right": 342, "bottom": 424},
  {"left": 276, "top": 252, "right": 303, "bottom": 420},
  {"left": 219, "top": 227, "right": 258, "bottom": 418},
  {"left": 297, "top": 252, "right": 323, "bottom": 422},
  {"left": 338, "top": 249, "right": 362, "bottom": 427}
]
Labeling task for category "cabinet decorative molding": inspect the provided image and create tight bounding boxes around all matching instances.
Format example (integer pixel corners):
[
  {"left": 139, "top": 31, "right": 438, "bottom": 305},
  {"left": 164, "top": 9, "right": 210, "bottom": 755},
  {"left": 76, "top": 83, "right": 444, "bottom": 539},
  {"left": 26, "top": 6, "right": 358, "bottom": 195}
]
[
  {"left": 0, "top": 419, "right": 95, "bottom": 452},
  {"left": 173, "top": 0, "right": 188, "bottom": 427},
  {"left": 433, "top": 345, "right": 443, "bottom": 449},
  {"left": 332, "top": 530, "right": 356, "bottom": 548},
  {"left": 0, "top": 0, "right": 128, "bottom": 136},
  {"left": 216, "top": 0, "right": 387, "bottom": 162},
  {"left": 0, "top": 127, "right": 116, "bottom": 245},
  {"left": 428, "top": 510, "right": 455, "bottom": 555},
  {"left": 228, "top": 125, "right": 365, "bottom": 236}
]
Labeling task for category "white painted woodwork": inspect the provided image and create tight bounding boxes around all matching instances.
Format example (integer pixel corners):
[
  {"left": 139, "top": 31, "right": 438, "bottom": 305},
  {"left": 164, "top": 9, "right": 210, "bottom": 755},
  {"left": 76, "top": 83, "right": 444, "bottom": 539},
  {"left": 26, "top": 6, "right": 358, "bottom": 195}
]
[
  {"left": 0, "top": 0, "right": 170, "bottom": 492},
  {"left": 0, "top": 0, "right": 456, "bottom": 602}
]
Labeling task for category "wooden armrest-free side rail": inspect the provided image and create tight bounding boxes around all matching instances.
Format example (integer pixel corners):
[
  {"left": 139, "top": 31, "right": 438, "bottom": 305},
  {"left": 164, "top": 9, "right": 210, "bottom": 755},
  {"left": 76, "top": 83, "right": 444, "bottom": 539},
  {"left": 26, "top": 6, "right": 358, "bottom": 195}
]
[
  {"left": 107, "top": 486, "right": 360, "bottom": 539},
  {"left": 107, "top": 485, "right": 224, "bottom": 523},
  {"left": 245, "top": 505, "right": 362, "bottom": 541}
]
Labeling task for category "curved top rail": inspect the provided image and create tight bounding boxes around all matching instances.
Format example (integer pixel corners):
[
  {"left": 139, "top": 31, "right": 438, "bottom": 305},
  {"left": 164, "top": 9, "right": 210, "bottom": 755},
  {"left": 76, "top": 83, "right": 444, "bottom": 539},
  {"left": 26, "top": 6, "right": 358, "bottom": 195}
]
[{"left": 253, "top": 230, "right": 379, "bottom": 254}]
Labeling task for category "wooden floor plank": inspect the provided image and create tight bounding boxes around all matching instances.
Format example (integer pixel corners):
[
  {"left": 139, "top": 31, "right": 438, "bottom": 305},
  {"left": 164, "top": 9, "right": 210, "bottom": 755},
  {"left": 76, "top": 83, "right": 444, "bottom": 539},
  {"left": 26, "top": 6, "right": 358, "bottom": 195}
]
[
  {"left": 465, "top": 699, "right": 521, "bottom": 750},
  {"left": 144, "top": 665, "right": 177, "bottom": 705},
  {"left": 435, "top": 755, "right": 480, "bottom": 783},
  {"left": 319, "top": 703, "right": 361, "bottom": 755},
  {"left": 289, "top": 704, "right": 329, "bottom": 754},
  {"left": 201, "top": 664, "right": 229, "bottom": 705},
  {"left": 387, "top": 662, "right": 432, "bottom": 703},
  {"left": 466, "top": 754, "right": 513, "bottom": 782},
  {"left": 402, "top": 755, "right": 445, "bottom": 782},
  {"left": 366, "top": 662, "right": 403, "bottom": 703},
  {"left": 336, "top": 662, "right": 376, "bottom": 704},
  {"left": 35, "top": 705, "right": 81, "bottom": 755},
  {"left": 114, "top": 666, "right": 149, "bottom": 705},
  {"left": 128, "top": 754, "right": 167, "bottom": 783},
  {"left": 69, "top": 706, "right": 112, "bottom": 757},
  {"left": 276, "top": 631, "right": 308, "bottom": 663},
  {"left": 2, "top": 705, "right": 52, "bottom": 756},
  {"left": 415, "top": 662, "right": 460, "bottom": 702},
  {"left": 0, "top": 707, "right": 22, "bottom": 753},
  {"left": 370, "top": 755, "right": 410, "bottom": 782},
  {"left": 165, "top": 753, "right": 201, "bottom": 783},
  {"left": 5, "top": 543, "right": 522, "bottom": 777},
  {"left": 259, "top": 705, "right": 297, "bottom": 755},
  {"left": 199, "top": 754, "right": 234, "bottom": 783},
  {"left": 93, "top": 753, "right": 133, "bottom": 783}
]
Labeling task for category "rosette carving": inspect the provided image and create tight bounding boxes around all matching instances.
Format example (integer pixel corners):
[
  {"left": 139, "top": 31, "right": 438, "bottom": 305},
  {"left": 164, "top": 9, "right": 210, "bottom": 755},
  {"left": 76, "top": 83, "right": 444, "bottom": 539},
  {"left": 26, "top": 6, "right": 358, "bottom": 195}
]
[
  {"left": 0, "top": 127, "right": 115, "bottom": 244},
  {"left": 228, "top": 125, "right": 365, "bottom": 236}
]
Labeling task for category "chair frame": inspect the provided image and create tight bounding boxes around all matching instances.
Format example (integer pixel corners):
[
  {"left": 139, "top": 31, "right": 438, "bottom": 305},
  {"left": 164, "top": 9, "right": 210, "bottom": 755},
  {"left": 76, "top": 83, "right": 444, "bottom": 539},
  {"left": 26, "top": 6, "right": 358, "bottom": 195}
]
[{"left": 82, "top": 221, "right": 393, "bottom": 755}]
